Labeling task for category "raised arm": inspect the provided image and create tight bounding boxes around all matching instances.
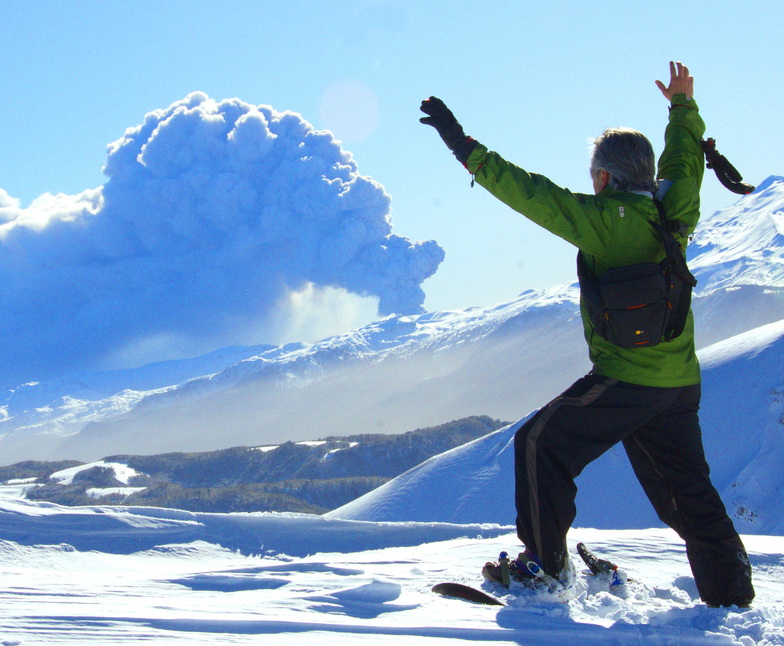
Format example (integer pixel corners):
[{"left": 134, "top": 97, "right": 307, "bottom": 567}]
[
  {"left": 656, "top": 61, "right": 705, "bottom": 187},
  {"left": 655, "top": 61, "right": 706, "bottom": 233}
]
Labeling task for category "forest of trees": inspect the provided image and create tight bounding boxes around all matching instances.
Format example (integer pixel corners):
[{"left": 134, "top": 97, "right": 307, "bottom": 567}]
[{"left": 4, "top": 416, "right": 507, "bottom": 514}]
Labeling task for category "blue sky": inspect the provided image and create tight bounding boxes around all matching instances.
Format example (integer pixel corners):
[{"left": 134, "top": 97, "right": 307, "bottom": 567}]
[{"left": 1, "top": 0, "right": 782, "bottom": 372}]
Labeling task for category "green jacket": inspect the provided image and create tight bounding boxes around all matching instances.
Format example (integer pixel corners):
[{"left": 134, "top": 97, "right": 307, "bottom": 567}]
[{"left": 465, "top": 94, "right": 706, "bottom": 387}]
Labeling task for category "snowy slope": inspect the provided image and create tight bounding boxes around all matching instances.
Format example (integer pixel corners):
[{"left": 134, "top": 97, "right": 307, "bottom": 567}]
[
  {"left": 1, "top": 495, "right": 783, "bottom": 644},
  {"left": 1, "top": 287, "right": 587, "bottom": 462},
  {"left": 688, "top": 176, "right": 784, "bottom": 293},
  {"left": 328, "top": 317, "right": 784, "bottom": 535},
  {"left": 699, "top": 319, "right": 784, "bottom": 534},
  {"left": 2, "top": 178, "right": 784, "bottom": 467}
]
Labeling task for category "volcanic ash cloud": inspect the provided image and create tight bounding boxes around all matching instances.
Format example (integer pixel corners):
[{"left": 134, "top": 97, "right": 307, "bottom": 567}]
[{"left": 0, "top": 92, "right": 444, "bottom": 383}]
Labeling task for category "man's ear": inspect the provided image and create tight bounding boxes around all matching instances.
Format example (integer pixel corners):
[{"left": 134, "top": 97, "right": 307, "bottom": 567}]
[{"left": 593, "top": 169, "right": 611, "bottom": 194}]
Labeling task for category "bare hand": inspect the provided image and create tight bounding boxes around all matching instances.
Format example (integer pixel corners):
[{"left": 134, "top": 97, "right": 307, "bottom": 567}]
[{"left": 655, "top": 61, "right": 694, "bottom": 100}]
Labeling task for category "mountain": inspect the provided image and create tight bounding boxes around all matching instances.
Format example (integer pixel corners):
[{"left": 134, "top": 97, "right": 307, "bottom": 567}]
[
  {"left": 2, "top": 416, "right": 505, "bottom": 514},
  {"left": 1, "top": 288, "right": 585, "bottom": 462},
  {"left": 687, "top": 176, "right": 784, "bottom": 293},
  {"left": 3, "top": 176, "right": 784, "bottom": 642},
  {"left": 2, "top": 177, "right": 784, "bottom": 468},
  {"left": 328, "top": 319, "right": 784, "bottom": 535}
]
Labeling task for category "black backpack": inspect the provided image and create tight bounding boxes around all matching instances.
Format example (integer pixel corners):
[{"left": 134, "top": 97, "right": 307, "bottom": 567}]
[{"left": 577, "top": 200, "right": 697, "bottom": 349}]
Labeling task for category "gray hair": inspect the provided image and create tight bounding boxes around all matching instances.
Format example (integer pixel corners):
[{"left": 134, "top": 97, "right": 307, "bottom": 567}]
[{"left": 590, "top": 128, "right": 657, "bottom": 193}]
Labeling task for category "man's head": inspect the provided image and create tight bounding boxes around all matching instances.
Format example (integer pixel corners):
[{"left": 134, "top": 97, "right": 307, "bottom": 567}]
[{"left": 590, "top": 128, "right": 657, "bottom": 195}]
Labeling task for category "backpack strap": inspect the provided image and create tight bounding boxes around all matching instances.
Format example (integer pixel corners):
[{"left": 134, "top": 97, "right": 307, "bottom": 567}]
[
  {"left": 652, "top": 199, "right": 697, "bottom": 290},
  {"left": 653, "top": 198, "right": 698, "bottom": 341}
]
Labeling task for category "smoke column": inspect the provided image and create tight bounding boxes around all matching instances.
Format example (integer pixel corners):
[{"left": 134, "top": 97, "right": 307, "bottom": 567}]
[{"left": 0, "top": 93, "right": 444, "bottom": 386}]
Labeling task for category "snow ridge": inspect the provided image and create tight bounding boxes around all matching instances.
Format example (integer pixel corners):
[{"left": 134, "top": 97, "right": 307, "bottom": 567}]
[{"left": 689, "top": 176, "right": 784, "bottom": 293}]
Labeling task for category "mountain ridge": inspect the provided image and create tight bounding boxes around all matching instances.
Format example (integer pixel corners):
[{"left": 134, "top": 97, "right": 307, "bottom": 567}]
[
  {"left": 1, "top": 416, "right": 506, "bottom": 514},
  {"left": 1, "top": 177, "right": 783, "bottom": 465}
]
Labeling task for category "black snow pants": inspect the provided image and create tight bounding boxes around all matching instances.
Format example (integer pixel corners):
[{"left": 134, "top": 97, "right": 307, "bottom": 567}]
[{"left": 514, "top": 374, "right": 754, "bottom": 607}]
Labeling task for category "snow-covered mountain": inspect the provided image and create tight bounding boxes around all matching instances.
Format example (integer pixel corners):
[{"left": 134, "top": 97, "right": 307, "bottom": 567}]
[
  {"left": 2, "top": 180, "right": 784, "bottom": 643},
  {"left": 328, "top": 318, "right": 784, "bottom": 535},
  {"left": 2, "top": 177, "right": 784, "bottom": 474},
  {"left": 1, "top": 286, "right": 587, "bottom": 462},
  {"left": 688, "top": 176, "right": 784, "bottom": 293}
]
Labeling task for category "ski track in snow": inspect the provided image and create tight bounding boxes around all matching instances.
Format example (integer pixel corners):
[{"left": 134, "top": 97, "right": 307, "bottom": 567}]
[{"left": 1, "top": 499, "right": 783, "bottom": 645}]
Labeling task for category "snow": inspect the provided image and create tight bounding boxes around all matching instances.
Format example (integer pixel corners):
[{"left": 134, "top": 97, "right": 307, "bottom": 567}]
[
  {"left": 49, "top": 461, "right": 141, "bottom": 485},
  {"left": 325, "top": 314, "right": 784, "bottom": 535},
  {"left": 1, "top": 498, "right": 783, "bottom": 645},
  {"left": 0, "top": 482, "right": 38, "bottom": 499},
  {"left": 2, "top": 178, "right": 784, "bottom": 643},
  {"left": 254, "top": 440, "right": 359, "bottom": 454},
  {"left": 85, "top": 487, "right": 147, "bottom": 499}
]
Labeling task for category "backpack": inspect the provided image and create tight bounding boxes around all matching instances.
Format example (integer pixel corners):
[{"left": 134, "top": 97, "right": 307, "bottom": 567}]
[{"left": 576, "top": 200, "right": 697, "bottom": 349}]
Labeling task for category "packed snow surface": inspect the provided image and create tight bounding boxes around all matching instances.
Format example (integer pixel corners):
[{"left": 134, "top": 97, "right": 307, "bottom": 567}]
[{"left": 1, "top": 496, "right": 783, "bottom": 645}]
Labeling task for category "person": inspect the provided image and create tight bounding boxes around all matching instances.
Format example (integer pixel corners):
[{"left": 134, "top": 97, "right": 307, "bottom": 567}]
[{"left": 420, "top": 62, "right": 754, "bottom": 608}]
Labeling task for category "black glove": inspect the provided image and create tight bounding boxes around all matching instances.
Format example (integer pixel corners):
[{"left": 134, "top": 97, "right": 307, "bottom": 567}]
[{"left": 420, "top": 97, "right": 476, "bottom": 163}]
